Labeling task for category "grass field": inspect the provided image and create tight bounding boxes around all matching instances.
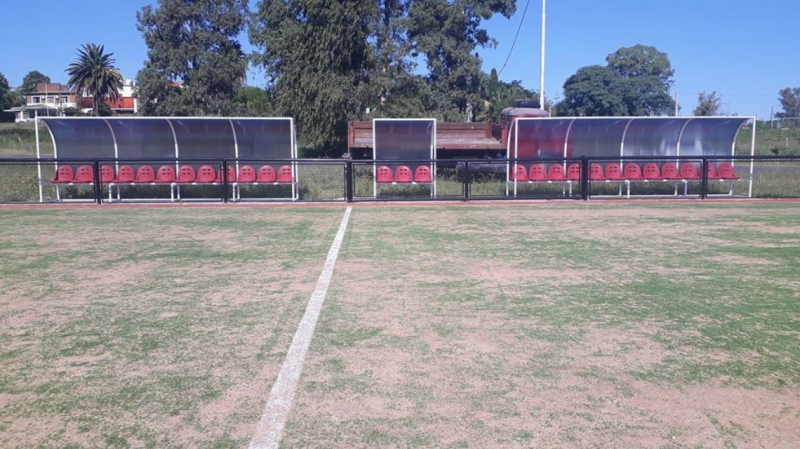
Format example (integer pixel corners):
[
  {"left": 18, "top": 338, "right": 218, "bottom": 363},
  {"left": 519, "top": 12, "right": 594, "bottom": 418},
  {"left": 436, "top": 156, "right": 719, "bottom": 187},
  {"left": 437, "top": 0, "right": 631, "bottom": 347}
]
[{"left": 1, "top": 202, "right": 799, "bottom": 448}]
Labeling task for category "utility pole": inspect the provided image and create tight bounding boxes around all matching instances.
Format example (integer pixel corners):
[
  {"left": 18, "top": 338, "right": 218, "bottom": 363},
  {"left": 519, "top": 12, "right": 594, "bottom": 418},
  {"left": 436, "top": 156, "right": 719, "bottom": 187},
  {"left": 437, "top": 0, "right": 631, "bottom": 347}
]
[
  {"left": 539, "top": 0, "right": 546, "bottom": 108},
  {"left": 674, "top": 90, "right": 679, "bottom": 116}
]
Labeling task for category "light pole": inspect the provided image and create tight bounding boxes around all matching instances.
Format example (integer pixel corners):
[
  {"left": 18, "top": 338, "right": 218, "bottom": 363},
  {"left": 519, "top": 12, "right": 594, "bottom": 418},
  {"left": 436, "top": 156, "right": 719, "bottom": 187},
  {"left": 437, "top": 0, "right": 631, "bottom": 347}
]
[
  {"left": 770, "top": 105, "right": 780, "bottom": 129},
  {"left": 539, "top": 0, "right": 546, "bottom": 108}
]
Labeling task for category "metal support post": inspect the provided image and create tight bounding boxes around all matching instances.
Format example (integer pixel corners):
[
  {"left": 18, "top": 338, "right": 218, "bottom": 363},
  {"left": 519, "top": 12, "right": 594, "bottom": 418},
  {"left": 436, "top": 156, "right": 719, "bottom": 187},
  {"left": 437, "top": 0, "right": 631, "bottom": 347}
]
[
  {"left": 580, "top": 157, "right": 589, "bottom": 200},
  {"left": 345, "top": 160, "right": 353, "bottom": 203},
  {"left": 700, "top": 158, "right": 709, "bottom": 199},
  {"left": 92, "top": 161, "right": 102, "bottom": 204},
  {"left": 221, "top": 160, "right": 229, "bottom": 203},
  {"left": 463, "top": 161, "right": 471, "bottom": 201}
]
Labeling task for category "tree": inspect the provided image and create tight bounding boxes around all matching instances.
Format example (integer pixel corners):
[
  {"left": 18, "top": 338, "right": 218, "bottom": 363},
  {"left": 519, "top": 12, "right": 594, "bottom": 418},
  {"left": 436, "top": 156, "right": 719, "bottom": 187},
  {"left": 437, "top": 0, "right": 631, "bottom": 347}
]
[
  {"left": 0, "top": 72, "right": 16, "bottom": 122},
  {"left": 606, "top": 45, "right": 675, "bottom": 116},
  {"left": 693, "top": 91, "right": 722, "bottom": 116},
  {"left": 558, "top": 65, "right": 627, "bottom": 117},
  {"left": 558, "top": 45, "right": 676, "bottom": 117},
  {"left": 777, "top": 87, "right": 800, "bottom": 118},
  {"left": 236, "top": 86, "right": 272, "bottom": 116},
  {"left": 136, "top": 0, "right": 248, "bottom": 116},
  {"left": 19, "top": 71, "right": 51, "bottom": 95},
  {"left": 407, "top": 0, "right": 516, "bottom": 121},
  {"left": 66, "top": 44, "right": 123, "bottom": 116},
  {"left": 250, "top": 0, "right": 375, "bottom": 155},
  {"left": 606, "top": 44, "right": 674, "bottom": 83},
  {"left": 478, "top": 69, "right": 538, "bottom": 122}
]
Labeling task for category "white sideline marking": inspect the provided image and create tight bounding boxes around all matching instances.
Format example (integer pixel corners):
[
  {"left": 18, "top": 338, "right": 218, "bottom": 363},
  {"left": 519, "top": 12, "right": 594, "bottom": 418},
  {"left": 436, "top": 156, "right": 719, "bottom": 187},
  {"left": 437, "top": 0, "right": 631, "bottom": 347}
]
[{"left": 249, "top": 207, "right": 352, "bottom": 449}]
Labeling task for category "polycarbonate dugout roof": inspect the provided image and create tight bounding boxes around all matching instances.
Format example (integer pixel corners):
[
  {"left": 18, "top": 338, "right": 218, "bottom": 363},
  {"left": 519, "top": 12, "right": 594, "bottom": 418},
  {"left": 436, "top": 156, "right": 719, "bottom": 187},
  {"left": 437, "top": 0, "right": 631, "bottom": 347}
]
[
  {"left": 38, "top": 117, "right": 296, "bottom": 160},
  {"left": 511, "top": 116, "right": 754, "bottom": 159}
]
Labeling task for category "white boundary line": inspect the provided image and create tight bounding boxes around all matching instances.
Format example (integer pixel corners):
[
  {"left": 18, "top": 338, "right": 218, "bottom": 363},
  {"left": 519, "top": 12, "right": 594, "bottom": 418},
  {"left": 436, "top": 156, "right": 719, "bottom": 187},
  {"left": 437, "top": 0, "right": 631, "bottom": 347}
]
[{"left": 249, "top": 206, "right": 353, "bottom": 449}]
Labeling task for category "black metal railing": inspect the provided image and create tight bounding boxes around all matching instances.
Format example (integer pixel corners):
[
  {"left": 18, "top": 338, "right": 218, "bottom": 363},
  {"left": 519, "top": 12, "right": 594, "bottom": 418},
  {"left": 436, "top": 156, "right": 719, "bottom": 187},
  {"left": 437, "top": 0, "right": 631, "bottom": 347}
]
[{"left": 1, "top": 156, "right": 799, "bottom": 204}]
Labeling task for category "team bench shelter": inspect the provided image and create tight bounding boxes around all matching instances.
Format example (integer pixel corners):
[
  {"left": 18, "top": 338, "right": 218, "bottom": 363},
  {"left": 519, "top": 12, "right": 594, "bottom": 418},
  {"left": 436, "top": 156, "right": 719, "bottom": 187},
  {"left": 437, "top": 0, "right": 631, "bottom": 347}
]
[
  {"left": 38, "top": 117, "right": 298, "bottom": 201},
  {"left": 506, "top": 116, "right": 755, "bottom": 197}
]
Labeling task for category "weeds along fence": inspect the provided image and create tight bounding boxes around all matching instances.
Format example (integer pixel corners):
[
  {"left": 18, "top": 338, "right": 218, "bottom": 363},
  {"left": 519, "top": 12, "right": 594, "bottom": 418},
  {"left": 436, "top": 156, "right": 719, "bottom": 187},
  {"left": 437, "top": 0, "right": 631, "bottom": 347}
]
[{"left": 1, "top": 156, "right": 800, "bottom": 204}]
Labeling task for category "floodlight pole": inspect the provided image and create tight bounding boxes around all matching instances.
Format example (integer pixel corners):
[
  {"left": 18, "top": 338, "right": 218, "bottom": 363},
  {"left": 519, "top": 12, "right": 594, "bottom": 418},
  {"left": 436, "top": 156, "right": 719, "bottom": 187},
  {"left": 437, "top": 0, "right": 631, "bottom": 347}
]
[{"left": 539, "top": 0, "right": 546, "bottom": 108}]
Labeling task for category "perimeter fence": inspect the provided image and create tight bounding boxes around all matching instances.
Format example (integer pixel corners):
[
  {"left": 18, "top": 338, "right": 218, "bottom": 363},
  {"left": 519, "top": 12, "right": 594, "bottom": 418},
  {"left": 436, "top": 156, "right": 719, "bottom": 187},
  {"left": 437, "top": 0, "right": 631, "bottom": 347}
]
[{"left": 1, "top": 156, "right": 799, "bottom": 204}]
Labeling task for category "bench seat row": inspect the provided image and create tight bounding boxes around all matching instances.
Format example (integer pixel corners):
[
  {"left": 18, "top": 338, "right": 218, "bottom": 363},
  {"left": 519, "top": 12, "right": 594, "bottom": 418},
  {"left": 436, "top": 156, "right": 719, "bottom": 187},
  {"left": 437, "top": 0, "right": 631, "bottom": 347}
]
[
  {"left": 376, "top": 165, "right": 433, "bottom": 184},
  {"left": 510, "top": 162, "right": 741, "bottom": 182},
  {"left": 51, "top": 164, "right": 295, "bottom": 185}
]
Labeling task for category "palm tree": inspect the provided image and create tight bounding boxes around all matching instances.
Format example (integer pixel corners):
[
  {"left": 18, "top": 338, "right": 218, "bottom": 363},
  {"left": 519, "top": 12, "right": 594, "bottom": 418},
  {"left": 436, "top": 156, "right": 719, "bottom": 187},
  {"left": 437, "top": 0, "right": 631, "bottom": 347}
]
[{"left": 66, "top": 43, "right": 123, "bottom": 116}]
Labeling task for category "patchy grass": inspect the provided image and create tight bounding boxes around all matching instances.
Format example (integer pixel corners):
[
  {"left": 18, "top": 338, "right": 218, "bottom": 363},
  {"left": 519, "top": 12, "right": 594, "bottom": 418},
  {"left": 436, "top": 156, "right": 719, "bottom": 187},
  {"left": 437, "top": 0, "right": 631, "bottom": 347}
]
[
  {"left": 2, "top": 202, "right": 799, "bottom": 448},
  {"left": 284, "top": 202, "right": 800, "bottom": 448},
  {"left": 0, "top": 207, "right": 344, "bottom": 448}
]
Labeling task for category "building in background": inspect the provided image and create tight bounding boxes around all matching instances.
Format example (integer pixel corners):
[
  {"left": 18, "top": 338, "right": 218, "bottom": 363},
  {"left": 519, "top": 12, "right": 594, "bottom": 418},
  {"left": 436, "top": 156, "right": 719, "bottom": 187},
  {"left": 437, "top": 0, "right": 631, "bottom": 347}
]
[{"left": 4, "top": 79, "right": 137, "bottom": 122}]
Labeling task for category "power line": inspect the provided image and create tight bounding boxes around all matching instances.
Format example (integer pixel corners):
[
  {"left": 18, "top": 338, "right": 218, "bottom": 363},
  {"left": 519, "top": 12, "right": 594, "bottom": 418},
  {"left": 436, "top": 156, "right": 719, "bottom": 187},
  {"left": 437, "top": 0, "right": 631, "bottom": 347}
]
[{"left": 497, "top": 0, "right": 532, "bottom": 77}]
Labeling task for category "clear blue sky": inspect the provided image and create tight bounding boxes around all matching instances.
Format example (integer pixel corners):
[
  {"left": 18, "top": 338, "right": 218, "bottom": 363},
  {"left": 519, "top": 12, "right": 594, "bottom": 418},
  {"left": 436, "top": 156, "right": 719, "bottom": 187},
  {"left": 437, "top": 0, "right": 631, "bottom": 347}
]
[{"left": 1, "top": 0, "right": 797, "bottom": 120}]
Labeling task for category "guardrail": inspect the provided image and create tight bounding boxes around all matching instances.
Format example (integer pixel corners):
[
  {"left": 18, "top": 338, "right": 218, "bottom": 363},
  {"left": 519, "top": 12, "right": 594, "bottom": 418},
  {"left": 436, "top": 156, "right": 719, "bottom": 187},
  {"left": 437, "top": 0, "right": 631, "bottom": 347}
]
[{"left": 1, "top": 156, "right": 799, "bottom": 204}]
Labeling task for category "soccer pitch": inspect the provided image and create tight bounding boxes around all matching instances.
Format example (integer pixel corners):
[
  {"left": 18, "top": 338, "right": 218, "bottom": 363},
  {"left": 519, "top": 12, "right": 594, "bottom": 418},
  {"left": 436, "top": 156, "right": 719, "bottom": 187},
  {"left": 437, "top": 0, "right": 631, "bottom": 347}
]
[{"left": 1, "top": 202, "right": 798, "bottom": 448}]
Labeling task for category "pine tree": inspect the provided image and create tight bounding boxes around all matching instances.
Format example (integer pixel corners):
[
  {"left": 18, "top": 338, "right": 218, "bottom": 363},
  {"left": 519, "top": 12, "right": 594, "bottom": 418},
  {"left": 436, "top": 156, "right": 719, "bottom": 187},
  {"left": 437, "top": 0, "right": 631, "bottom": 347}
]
[{"left": 136, "top": 0, "right": 248, "bottom": 116}]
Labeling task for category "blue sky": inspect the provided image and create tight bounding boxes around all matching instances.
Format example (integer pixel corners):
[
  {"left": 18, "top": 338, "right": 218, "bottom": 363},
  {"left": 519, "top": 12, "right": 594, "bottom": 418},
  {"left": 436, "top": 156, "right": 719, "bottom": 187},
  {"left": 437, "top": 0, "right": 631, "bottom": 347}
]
[{"left": 1, "top": 0, "right": 797, "bottom": 120}]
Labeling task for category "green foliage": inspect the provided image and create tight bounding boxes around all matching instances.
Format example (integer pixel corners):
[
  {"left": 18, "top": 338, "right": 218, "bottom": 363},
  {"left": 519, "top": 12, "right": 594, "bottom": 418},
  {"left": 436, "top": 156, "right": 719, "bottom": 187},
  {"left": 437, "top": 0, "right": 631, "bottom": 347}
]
[
  {"left": 559, "top": 65, "right": 627, "bottom": 117},
  {"left": 478, "top": 69, "right": 539, "bottom": 122},
  {"left": 694, "top": 91, "right": 722, "bottom": 116},
  {"left": 776, "top": 87, "right": 800, "bottom": 118},
  {"left": 66, "top": 44, "right": 124, "bottom": 116},
  {"left": 236, "top": 86, "right": 272, "bottom": 116},
  {"left": 250, "top": 0, "right": 517, "bottom": 155},
  {"left": 136, "top": 0, "right": 248, "bottom": 116},
  {"left": 559, "top": 44, "right": 676, "bottom": 117},
  {"left": 0, "top": 72, "right": 15, "bottom": 122},
  {"left": 19, "top": 71, "right": 51, "bottom": 95},
  {"left": 62, "top": 106, "right": 84, "bottom": 117},
  {"left": 605, "top": 44, "right": 674, "bottom": 83},
  {"left": 250, "top": 0, "right": 375, "bottom": 156},
  {"left": 407, "top": 0, "right": 516, "bottom": 121}
]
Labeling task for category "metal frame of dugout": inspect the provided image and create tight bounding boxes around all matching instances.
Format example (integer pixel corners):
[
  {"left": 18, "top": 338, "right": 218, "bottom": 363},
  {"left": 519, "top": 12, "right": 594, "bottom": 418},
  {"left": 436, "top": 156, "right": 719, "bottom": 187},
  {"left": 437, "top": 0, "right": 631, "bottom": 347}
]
[
  {"left": 506, "top": 116, "right": 756, "bottom": 198},
  {"left": 36, "top": 116, "right": 298, "bottom": 202}
]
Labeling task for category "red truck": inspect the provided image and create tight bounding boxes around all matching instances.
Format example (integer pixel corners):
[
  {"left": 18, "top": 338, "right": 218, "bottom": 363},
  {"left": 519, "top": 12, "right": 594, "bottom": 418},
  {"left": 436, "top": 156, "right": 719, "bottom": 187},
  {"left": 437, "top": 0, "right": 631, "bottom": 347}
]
[{"left": 347, "top": 100, "right": 549, "bottom": 160}]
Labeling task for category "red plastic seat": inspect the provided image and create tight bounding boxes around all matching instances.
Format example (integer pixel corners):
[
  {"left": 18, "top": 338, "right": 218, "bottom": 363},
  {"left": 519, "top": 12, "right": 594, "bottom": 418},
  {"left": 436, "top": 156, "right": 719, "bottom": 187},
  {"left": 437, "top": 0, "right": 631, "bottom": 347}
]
[
  {"left": 195, "top": 165, "right": 217, "bottom": 183},
  {"left": 548, "top": 164, "right": 567, "bottom": 181},
  {"left": 567, "top": 163, "right": 581, "bottom": 181},
  {"left": 529, "top": 164, "right": 548, "bottom": 181},
  {"left": 662, "top": 163, "right": 680, "bottom": 180},
  {"left": 642, "top": 163, "right": 662, "bottom": 180},
  {"left": 589, "top": 163, "right": 605, "bottom": 180},
  {"left": 238, "top": 165, "right": 256, "bottom": 182},
  {"left": 680, "top": 163, "right": 700, "bottom": 180},
  {"left": 134, "top": 165, "right": 155, "bottom": 183},
  {"left": 100, "top": 165, "right": 115, "bottom": 183},
  {"left": 623, "top": 163, "right": 643, "bottom": 180},
  {"left": 155, "top": 165, "right": 176, "bottom": 183},
  {"left": 706, "top": 163, "right": 722, "bottom": 180},
  {"left": 394, "top": 165, "right": 413, "bottom": 183},
  {"left": 177, "top": 165, "right": 196, "bottom": 183},
  {"left": 257, "top": 165, "right": 277, "bottom": 183},
  {"left": 717, "top": 162, "right": 740, "bottom": 180},
  {"left": 414, "top": 165, "right": 432, "bottom": 183},
  {"left": 605, "top": 163, "right": 623, "bottom": 180},
  {"left": 376, "top": 165, "right": 393, "bottom": 183},
  {"left": 216, "top": 166, "right": 236, "bottom": 182},
  {"left": 73, "top": 165, "right": 94, "bottom": 183},
  {"left": 115, "top": 165, "right": 135, "bottom": 183},
  {"left": 510, "top": 164, "right": 528, "bottom": 182},
  {"left": 277, "top": 165, "right": 294, "bottom": 183},
  {"left": 52, "top": 165, "right": 74, "bottom": 183}
]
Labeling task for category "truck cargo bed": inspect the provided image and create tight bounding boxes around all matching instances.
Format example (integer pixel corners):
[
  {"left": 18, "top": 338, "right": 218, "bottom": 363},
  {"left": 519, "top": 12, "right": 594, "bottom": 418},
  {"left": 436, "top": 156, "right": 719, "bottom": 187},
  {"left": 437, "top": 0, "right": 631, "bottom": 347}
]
[{"left": 348, "top": 121, "right": 504, "bottom": 152}]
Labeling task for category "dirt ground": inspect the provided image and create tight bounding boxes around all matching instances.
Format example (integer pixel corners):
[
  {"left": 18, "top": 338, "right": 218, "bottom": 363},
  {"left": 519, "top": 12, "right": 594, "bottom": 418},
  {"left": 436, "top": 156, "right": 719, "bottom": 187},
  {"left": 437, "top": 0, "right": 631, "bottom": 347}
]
[
  {"left": 282, "top": 203, "right": 800, "bottom": 448},
  {"left": 1, "top": 202, "right": 798, "bottom": 448}
]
